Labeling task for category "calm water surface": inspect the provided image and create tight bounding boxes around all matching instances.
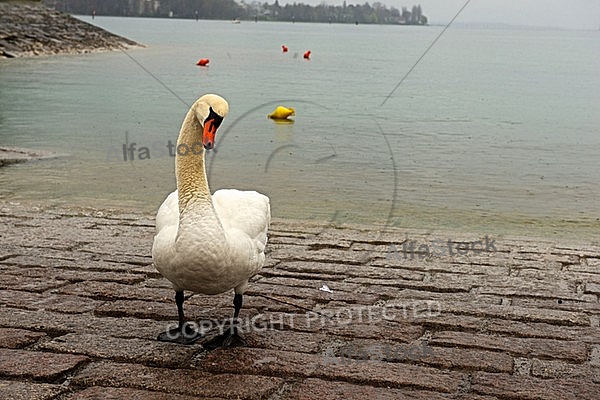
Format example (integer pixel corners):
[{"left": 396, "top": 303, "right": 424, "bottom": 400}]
[{"left": 1, "top": 17, "right": 599, "bottom": 240}]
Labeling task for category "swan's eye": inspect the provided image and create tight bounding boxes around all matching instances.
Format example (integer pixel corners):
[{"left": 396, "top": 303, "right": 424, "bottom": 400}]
[{"left": 206, "top": 107, "right": 223, "bottom": 130}]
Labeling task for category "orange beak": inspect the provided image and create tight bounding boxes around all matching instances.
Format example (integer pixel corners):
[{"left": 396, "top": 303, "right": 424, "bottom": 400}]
[{"left": 203, "top": 119, "right": 217, "bottom": 150}]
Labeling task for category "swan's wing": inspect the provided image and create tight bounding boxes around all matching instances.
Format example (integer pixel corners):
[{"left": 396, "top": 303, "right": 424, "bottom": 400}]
[
  {"left": 212, "top": 189, "right": 271, "bottom": 251},
  {"left": 155, "top": 190, "right": 179, "bottom": 233},
  {"left": 152, "top": 190, "right": 179, "bottom": 280}
]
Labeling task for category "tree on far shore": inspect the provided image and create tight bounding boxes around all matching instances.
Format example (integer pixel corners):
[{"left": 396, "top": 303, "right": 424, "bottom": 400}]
[{"left": 44, "top": 0, "right": 428, "bottom": 25}]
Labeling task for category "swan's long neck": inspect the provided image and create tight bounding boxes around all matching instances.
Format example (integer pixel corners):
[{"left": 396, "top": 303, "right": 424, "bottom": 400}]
[{"left": 176, "top": 108, "right": 212, "bottom": 212}]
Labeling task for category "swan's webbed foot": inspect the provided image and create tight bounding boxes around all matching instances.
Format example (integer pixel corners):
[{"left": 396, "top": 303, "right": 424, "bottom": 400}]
[
  {"left": 203, "top": 292, "right": 246, "bottom": 350},
  {"left": 203, "top": 328, "right": 246, "bottom": 350},
  {"left": 158, "top": 290, "right": 202, "bottom": 345},
  {"left": 157, "top": 322, "right": 203, "bottom": 345}
]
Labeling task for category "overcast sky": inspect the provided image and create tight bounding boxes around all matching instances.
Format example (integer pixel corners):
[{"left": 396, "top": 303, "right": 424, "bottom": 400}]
[{"left": 281, "top": 0, "right": 600, "bottom": 30}]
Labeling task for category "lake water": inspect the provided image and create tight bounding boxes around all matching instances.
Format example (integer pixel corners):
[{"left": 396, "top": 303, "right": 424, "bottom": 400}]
[{"left": 1, "top": 17, "right": 599, "bottom": 240}]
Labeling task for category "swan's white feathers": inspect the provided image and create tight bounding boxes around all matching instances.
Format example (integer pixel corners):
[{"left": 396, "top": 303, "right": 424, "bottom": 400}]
[
  {"left": 212, "top": 189, "right": 270, "bottom": 251},
  {"left": 152, "top": 188, "right": 270, "bottom": 295},
  {"left": 155, "top": 191, "right": 178, "bottom": 233}
]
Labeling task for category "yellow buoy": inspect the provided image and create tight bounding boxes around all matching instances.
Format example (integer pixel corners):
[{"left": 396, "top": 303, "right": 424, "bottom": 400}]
[{"left": 268, "top": 106, "right": 295, "bottom": 120}]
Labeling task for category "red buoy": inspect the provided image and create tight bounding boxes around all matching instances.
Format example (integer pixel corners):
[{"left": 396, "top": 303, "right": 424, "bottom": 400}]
[
  {"left": 282, "top": 45, "right": 288, "bottom": 53},
  {"left": 303, "top": 50, "right": 311, "bottom": 59},
  {"left": 196, "top": 58, "right": 210, "bottom": 66}
]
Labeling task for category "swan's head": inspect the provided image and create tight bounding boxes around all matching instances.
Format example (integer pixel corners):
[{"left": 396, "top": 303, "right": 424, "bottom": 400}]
[{"left": 193, "top": 94, "right": 229, "bottom": 150}]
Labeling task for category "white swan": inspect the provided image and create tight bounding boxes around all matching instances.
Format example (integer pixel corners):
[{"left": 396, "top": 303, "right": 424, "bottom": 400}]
[{"left": 152, "top": 94, "right": 270, "bottom": 347}]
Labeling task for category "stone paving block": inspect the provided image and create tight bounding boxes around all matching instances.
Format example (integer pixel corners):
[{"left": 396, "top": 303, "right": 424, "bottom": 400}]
[
  {"left": 412, "top": 345, "right": 514, "bottom": 373},
  {"left": 269, "top": 234, "right": 353, "bottom": 249},
  {"left": 267, "top": 235, "right": 315, "bottom": 245},
  {"left": 260, "top": 268, "right": 344, "bottom": 282},
  {"left": 94, "top": 299, "right": 201, "bottom": 321},
  {"left": 0, "top": 289, "right": 103, "bottom": 314},
  {"left": 248, "top": 330, "right": 326, "bottom": 353},
  {"left": 0, "top": 265, "right": 146, "bottom": 285},
  {"left": 345, "top": 276, "right": 473, "bottom": 292},
  {"left": 39, "top": 333, "right": 198, "bottom": 368},
  {"left": 0, "top": 307, "right": 95, "bottom": 336},
  {"left": 320, "top": 337, "right": 511, "bottom": 374},
  {"left": 0, "top": 228, "right": 79, "bottom": 250},
  {"left": 551, "top": 245, "right": 600, "bottom": 258},
  {"left": 204, "top": 347, "right": 463, "bottom": 393},
  {"left": 280, "top": 309, "right": 424, "bottom": 342},
  {"left": 72, "top": 361, "right": 283, "bottom": 399},
  {"left": 402, "top": 261, "right": 510, "bottom": 277},
  {"left": 591, "top": 344, "right": 600, "bottom": 366},
  {"left": 0, "top": 307, "right": 171, "bottom": 340},
  {"left": 585, "top": 257, "right": 600, "bottom": 267},
  {"left": 584, "top": 282, "right": 600, "bottom": 295},
  {"left": 369, "top": 252, "right": 513, "bottom": 270},
  {"left": 0, "top": 380, "right": 66, "bottom": 400},
  {"left": 511, "top": 296, "right": 600, "bottom": 313},
  {"left": 55, "top": 281, "right": 173, "bottom": 301},
  {"left": 246, "top": 282, "right": 379, "bottom": 305},
  {"left": 268, "top": 247, "right": 371, "bottom": 265},
  {"left": 349, "top": 241, "right": 392, "bottom": 254},
  {"left": 0, "top": 348, "right": 88, "bottom": 381},
  {"left": 201, "top": 348, "right": 322, "bottom": 377},
  {"left": 471, "top": 371, "right": 600, "bottom": 400},
  {"left": 321, "top": 320, "right": 424, "bottom": 342},
  {"left": 129, "top": 264, "right": 163, "bottom": 277},
  {"left": 285, "top": 378, "right": 455, "bottom": 400},
  {"left": 0, "top": 328, "right": 45, "bottom": 349},
  {"left": 0, "top": 250, "right": 17, "bottom": 262},
  {"left": 416, "top": 313, "right": 489, "bottom": 332},
  {"left": 564, "top": 260, "right": 600, "bottom": 275},
  {"left": 485, "top": 319, "right": 598, "bottom": 341},
  {"left": 431, "top": 331, "right": 588, "bottom": 362},
  {"left": 0, "top": 254, "right": 139, "bottom": 273},
  {"left": 436, "top": 301, "right": 590, "bottom": 326},
  {"left": 273, "top": 284, "right": 380, "bottom": 306},
  {"left": 435, "top": 273, "right": 577, "bottom": 298},
  {"left": 278, "top": 260, "right": 426, "bottom": 280},
  {"left": 64, "top": 386, "right": 214, "bottom": 400},
  {"left": 360, "top": 288, "right": 501, "bottom": 307},
  {"left": 77, "top": 239, "right": 153, "bottom": 258},
  {"left": 420, "top": 314, "right": 599, "bottom": 344},
  {"left": 238, "top": 293, "right": 318, "bottom": 314},
  {"left": 143, "top": 277, "right": 176, "bottom": 289},
  {"left": 0, "top": 247, "right": 83, "bottom": 262},
  {"left": 531, "top": 359, "right": 600, "bottom": 383},
  {"left": 0, "top": 274, "right": 67, "bottom": 293},
  {"left": 314, "top": 358, "right": 464, "bottom": 393}
]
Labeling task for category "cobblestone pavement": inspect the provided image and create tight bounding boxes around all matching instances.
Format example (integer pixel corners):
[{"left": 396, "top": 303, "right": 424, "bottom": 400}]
[{"left": 0, "top": 202, "right": 599, "bottom": 399}]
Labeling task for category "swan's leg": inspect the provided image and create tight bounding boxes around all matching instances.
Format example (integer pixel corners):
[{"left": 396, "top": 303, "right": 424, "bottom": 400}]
[
  {"left": 157, "top": 291, "right": 202, "bottom": 345},
  {"left": 203, "top": 293, "right": 246, "bottom": 350}
]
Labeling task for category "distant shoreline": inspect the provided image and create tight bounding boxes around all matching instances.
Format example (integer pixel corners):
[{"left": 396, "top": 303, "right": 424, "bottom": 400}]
[
  {"left": 45, "top": 0, "right": 428, "bottom": 26},
  {"left": 0, "top": 1, "right": 141, "bottom": 58}
]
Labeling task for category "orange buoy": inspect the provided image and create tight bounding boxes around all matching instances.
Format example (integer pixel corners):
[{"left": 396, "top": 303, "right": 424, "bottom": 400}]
[
  {"left": 282, "top": 45, "right": 288, "bottom": 53},
  {"left": 303, "top": 50, "right": 311, "bottom": 59},
  {"left": 196, "top": 58, "right": 210, "bottom": 66}
]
